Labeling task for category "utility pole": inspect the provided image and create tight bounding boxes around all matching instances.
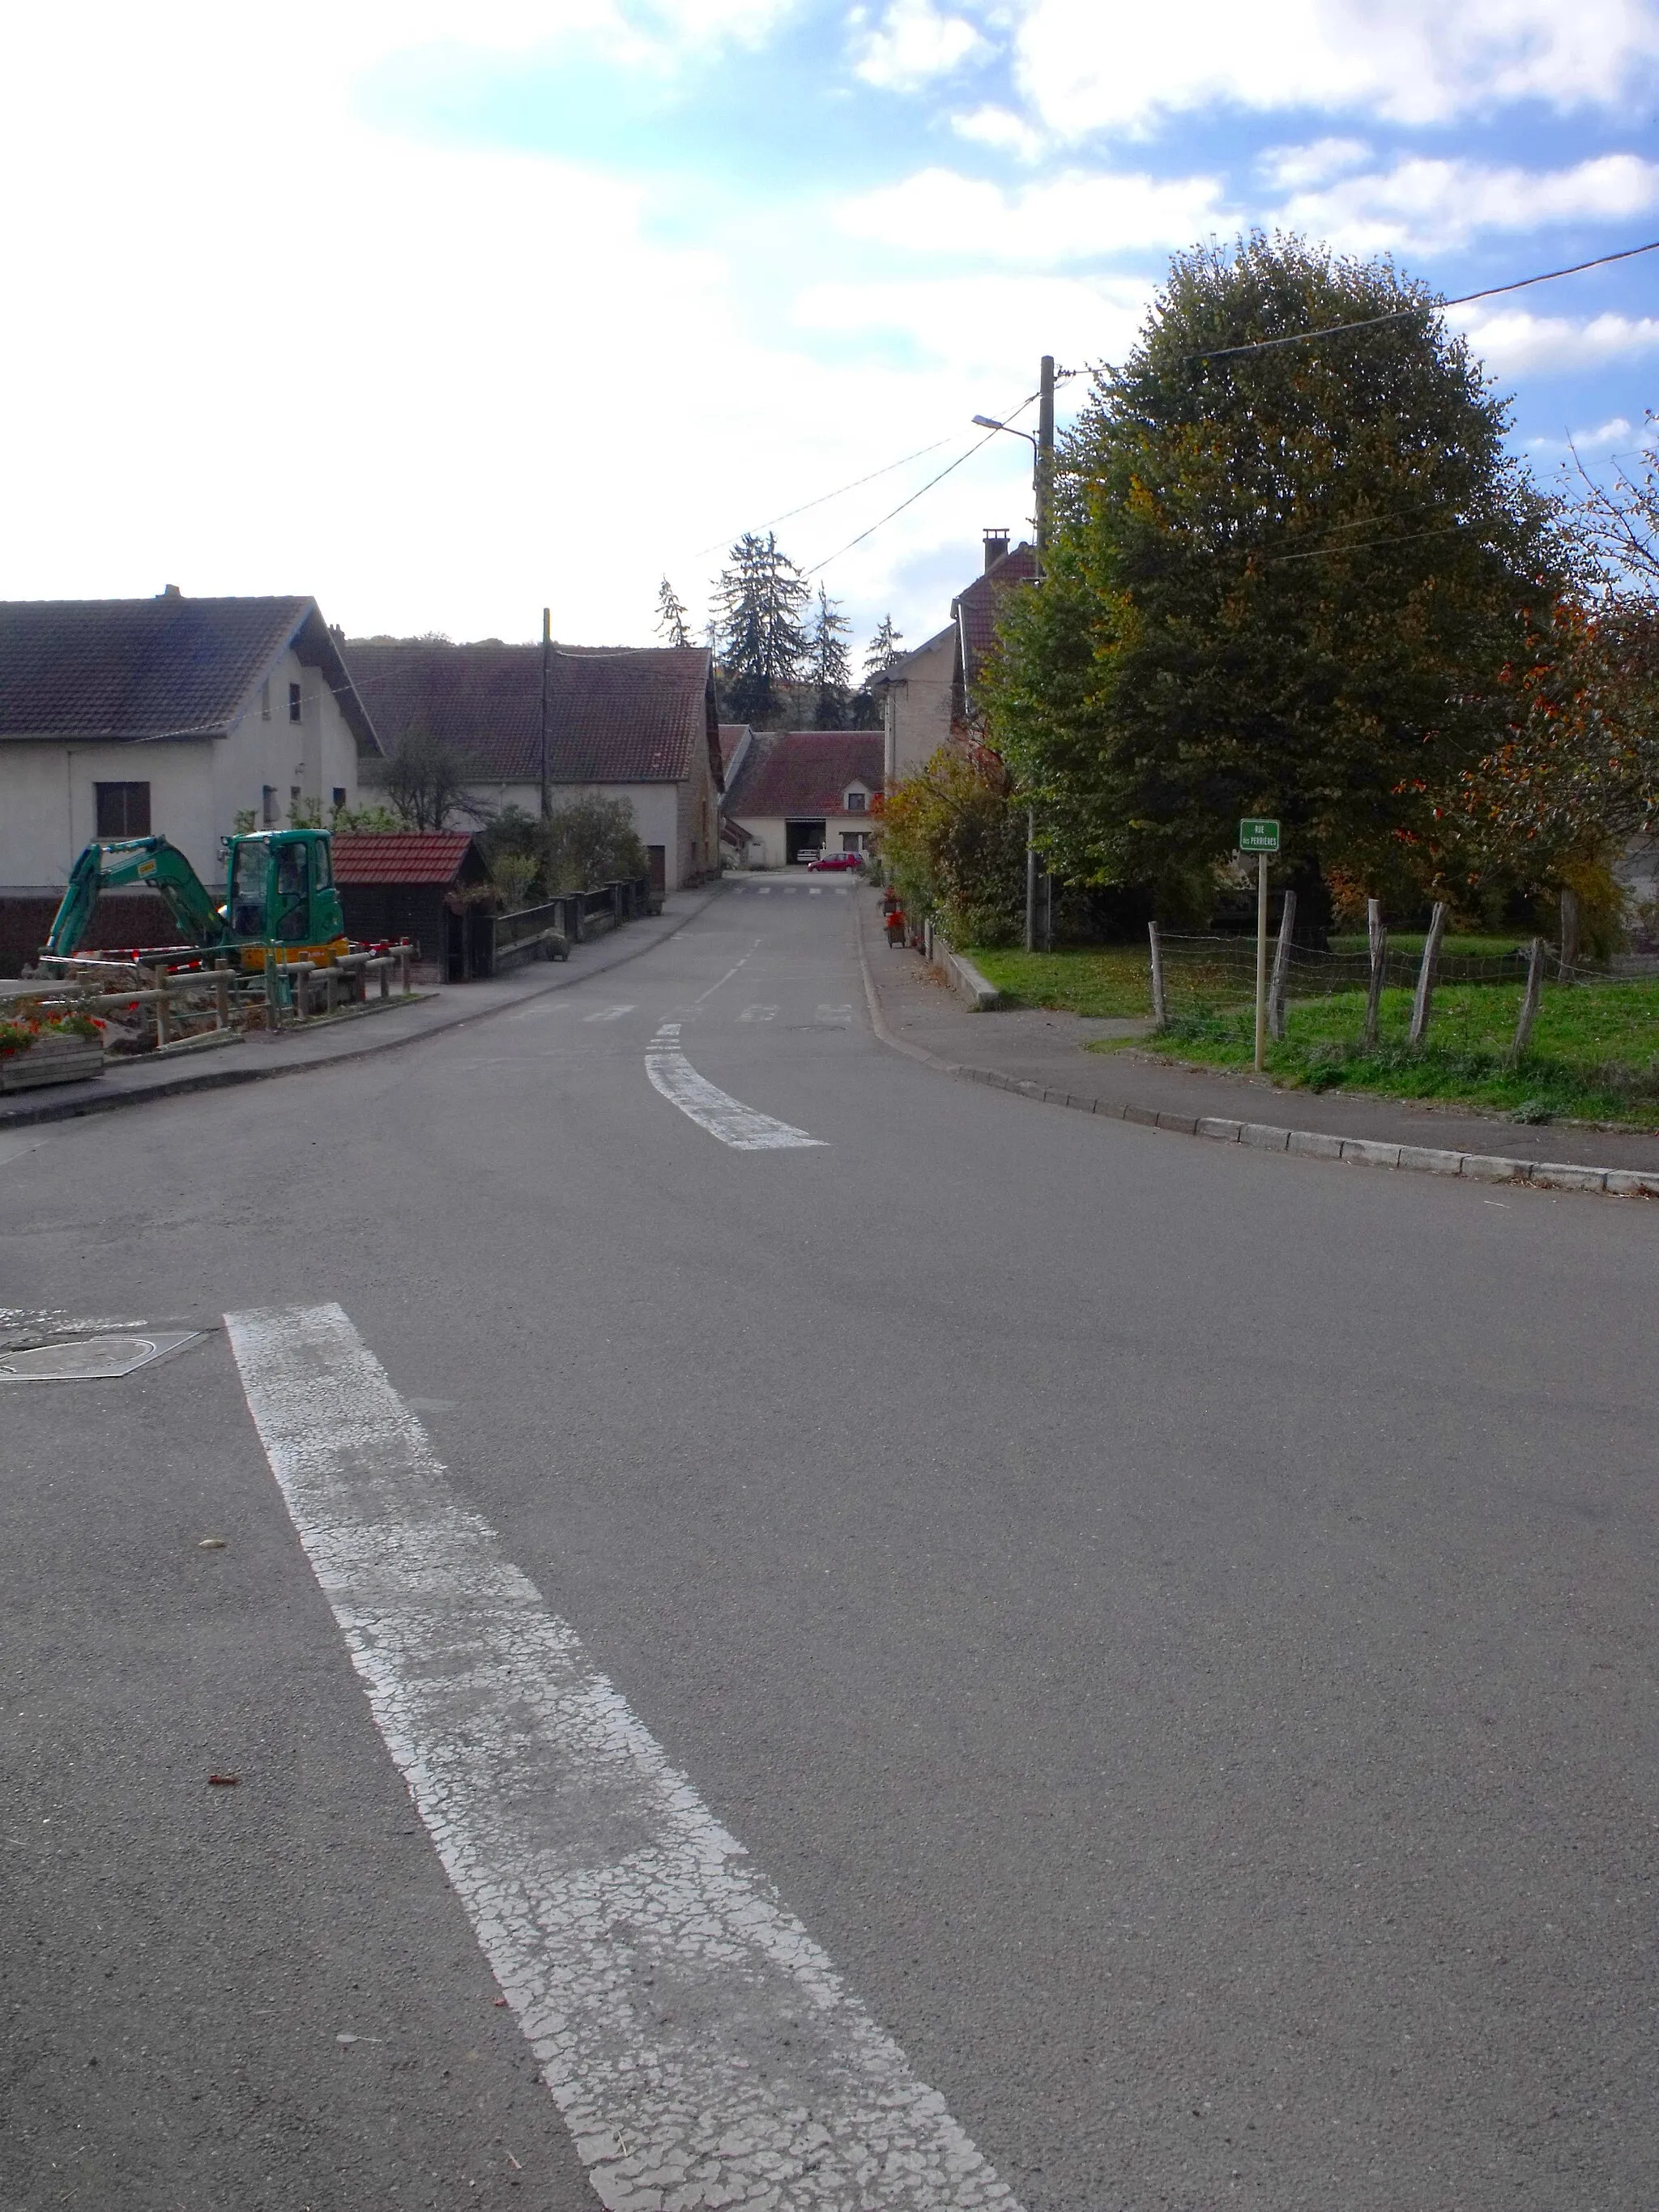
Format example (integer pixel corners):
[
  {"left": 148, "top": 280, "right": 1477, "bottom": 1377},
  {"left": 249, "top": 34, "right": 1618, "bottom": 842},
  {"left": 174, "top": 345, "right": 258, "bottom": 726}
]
[
  {"left": 539, "top": 607, "right": 551, "bottom": 822},
  {"left": 1035, "top": 353, "right": 1054, "bottom": 573},
  {"left": 1026, "top": 355, "right": 1056, "bottom": 953}
]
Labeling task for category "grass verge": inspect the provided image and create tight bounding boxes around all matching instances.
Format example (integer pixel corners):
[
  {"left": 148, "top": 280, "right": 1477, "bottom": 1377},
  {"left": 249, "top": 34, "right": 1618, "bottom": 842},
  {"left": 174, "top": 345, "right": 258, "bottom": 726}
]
[
  {"left": 963, "top": 945, "right": 1151, "bottom": 1018},
  {"left": 1095, "top": 980, "right": 1659, "bottom": 1127}
]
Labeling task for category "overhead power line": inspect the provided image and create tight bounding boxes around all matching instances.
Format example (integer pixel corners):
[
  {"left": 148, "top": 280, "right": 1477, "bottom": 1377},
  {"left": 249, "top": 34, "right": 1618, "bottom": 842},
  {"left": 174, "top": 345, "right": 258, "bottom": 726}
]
[
  {"left": 692, "top": 434, "right": 958, "bottom": 558},
  {"left": 804, "top": 393, "right": 1042, "bottom": 575},
  {"left": 1187, "top": 237, "right": 1659, "bottom": 363}
]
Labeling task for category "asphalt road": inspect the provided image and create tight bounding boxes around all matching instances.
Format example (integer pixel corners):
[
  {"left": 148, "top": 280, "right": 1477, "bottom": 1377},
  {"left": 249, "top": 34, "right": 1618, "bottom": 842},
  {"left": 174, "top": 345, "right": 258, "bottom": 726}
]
[{"left": 2, "top": 878, "right": 1654, "bottom": 2212}]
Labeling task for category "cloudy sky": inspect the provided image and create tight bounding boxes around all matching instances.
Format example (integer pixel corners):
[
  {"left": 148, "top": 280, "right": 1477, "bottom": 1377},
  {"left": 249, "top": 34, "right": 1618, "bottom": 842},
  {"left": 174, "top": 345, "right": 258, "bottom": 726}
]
[{"left": 2, "top": 2, "right": 1657, "bottom": 661}]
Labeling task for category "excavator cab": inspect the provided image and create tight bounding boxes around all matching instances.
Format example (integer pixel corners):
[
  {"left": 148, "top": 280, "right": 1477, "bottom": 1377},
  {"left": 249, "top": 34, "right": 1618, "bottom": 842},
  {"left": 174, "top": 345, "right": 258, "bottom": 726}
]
[{"left": 223, "top": 830, "right": 347, "bottom": 965}]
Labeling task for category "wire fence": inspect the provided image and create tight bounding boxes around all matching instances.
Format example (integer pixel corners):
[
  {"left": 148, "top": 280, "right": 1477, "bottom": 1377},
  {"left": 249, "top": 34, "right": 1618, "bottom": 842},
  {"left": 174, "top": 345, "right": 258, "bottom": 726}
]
[{"left": 1154, "top": 934, "right": 1659, "bottom": 1019}]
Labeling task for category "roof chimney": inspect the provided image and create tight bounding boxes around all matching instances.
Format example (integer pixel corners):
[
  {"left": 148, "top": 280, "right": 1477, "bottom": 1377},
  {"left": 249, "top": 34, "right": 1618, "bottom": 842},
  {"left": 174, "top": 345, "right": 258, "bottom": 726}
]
[
  {"left": 982, "top": 531, "right": 1009, "bottom": 573},
  {"left": 160, "top": 583, "right": 181, "bottom": 598}
]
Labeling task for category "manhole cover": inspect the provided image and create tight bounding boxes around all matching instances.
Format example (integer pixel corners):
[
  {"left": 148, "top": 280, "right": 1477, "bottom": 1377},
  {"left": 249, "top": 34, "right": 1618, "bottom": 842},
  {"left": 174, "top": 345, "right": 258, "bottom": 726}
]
[{"left": 0, "top": 1332, "right": 201, "bottom": 1382}]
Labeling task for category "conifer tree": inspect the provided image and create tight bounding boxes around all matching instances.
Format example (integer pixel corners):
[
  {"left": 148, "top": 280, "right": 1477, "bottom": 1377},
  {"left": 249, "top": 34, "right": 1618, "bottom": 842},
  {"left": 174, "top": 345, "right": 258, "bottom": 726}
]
[
  {"left": 655, "top": 577, "right": 692, "bottom": 648},
  {"left": 710, "top": 532, "right": 811, "bottom": 723},
  {"left": 808, "top": 584, "right": 855, "bottom": 727},
  {"left": 862, "top": 615, "right": 904, "bottom": 681}
]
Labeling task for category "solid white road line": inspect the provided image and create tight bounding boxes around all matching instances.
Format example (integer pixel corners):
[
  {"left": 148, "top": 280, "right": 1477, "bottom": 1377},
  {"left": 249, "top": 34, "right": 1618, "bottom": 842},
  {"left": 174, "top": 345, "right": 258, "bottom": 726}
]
[
  {"left": 225, "top": 1305, "right": 1018, "bottom": 2212},
  {"left": 645, "top": 1022, "right": 824, "bottom": 1150},
  {"left": 584, "top": 1004, "right": 636, "bottom": 1023}
]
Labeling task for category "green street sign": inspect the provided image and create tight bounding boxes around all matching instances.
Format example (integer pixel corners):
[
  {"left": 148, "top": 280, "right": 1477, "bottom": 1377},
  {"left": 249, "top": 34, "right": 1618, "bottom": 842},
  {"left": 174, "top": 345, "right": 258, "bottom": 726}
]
[{"left": 1239, "top": 817, "right": 1280, "bottom": 853}]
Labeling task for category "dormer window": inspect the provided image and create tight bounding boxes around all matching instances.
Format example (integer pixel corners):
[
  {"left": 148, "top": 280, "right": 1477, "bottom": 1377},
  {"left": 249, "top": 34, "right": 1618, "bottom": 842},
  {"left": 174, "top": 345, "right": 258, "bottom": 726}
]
[{"left": 845, "top": 786, "right": 868, "bottom": 813}]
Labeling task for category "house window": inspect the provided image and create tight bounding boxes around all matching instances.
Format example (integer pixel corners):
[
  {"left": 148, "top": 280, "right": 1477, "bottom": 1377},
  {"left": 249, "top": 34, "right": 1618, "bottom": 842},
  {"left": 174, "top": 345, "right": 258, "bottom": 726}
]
[
  {"left": 331, "top": 786, "right": 346, "bottom": 811},
  {"left": 95, "top": 782, "right": 151, "bottom": 837},
  {"left": 262, "top": 785, "right": 279, "bottom": 826},
  {"left": 288, "top": 681, "right": 302, "bottom": 723},
  {"left": 845, "top": 787, "right": 868, "bottom": 812},
  {"left": 260, "top": 678, "right": 271, "bottom": 722}
]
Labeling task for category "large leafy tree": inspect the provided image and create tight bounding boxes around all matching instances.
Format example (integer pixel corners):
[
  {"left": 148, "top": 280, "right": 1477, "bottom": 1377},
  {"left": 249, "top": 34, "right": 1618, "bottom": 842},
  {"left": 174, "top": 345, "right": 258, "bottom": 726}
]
[
  {"left": 710, "top": 531, "right": 810, "bottom": 723},
  {"left": 985, "top": 233, "right": 1565, "bottom": 936}
]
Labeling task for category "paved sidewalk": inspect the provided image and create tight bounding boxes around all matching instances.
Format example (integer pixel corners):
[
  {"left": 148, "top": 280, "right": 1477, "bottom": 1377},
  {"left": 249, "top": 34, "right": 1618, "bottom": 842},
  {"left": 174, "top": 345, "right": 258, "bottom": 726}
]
[
  {"left": 858, "top": 893, "right": 1659, "bottom": 1178},
  {"left": 0, "top": 884, "right": 722, "bottom": 1130}
]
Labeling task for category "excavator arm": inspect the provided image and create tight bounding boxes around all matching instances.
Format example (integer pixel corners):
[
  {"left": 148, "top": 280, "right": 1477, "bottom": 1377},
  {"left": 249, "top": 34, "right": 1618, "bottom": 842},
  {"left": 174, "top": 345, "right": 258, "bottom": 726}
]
[{"left": 44, "top": 837, "right": 226, "bottom": 958}]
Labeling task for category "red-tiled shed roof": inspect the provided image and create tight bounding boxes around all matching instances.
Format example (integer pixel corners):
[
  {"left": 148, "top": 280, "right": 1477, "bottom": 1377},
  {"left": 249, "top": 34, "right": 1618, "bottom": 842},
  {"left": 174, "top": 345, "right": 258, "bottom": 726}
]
[
  {"left": 723, "top": 731, "right": 883, "bottom": 819},
  {"left": 718, "top": 722, "right": 752, "bottom": 772},
  {"left": 343, "top": 637, "right": 719, "bottom": 787},
  {"left": 331, "top": 831, "right": 482, "bottom": 886}
]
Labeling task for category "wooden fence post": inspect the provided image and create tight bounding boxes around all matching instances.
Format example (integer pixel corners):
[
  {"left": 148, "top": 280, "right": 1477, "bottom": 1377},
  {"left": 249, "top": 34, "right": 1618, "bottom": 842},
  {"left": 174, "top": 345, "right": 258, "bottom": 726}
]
[
  {"left": 1147, "top": 921, "right": 1166, "bottom": 1026},
  {"left": 1408, "top": 901, "right": 1448, "bottom": 1046},
  {"left": 1363, "top": 906, "right": 1388, "bottom": 1051},
  {"left": 1559, "top": 886, "right": 1580, "bottom": 982},
  {"left": 1267, "top": 889, "right": 1296, "bottom": 1040},
  {"left": 1509, "top": 936, "right": 1545, "bottom": 1064}
]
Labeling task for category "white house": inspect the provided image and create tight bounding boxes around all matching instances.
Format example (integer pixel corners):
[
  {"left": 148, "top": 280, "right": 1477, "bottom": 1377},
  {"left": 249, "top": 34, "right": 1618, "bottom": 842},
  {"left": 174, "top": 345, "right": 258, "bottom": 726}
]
[
  {"left": 343, "top": 636, "right": 723, "bottom": 895},
  {"left": 722, "top": 731, "right": 885, "bottom": 867},
  {"left": 0, "top": 590, "right": 377, "bottom": 971},
  {"left": 872, "top": 532, "right": 1039, "bottom": 788}
]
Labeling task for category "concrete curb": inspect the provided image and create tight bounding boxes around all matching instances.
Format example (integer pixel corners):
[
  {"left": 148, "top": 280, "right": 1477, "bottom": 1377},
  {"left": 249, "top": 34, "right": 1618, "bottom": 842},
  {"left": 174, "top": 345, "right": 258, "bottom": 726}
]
[
  {"left": 0, "top": 881, "right": 729, "bottom": 1131},
  {"left": 855, "top": 901, "right": 1659, "bottom": 1201},
  {"left": 924, "top": 928, "right": 1002, "bottom": 1011}
]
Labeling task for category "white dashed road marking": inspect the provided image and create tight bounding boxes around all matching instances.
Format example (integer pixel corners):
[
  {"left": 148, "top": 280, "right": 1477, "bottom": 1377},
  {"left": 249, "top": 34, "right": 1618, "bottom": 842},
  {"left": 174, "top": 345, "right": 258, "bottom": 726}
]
[
  {"left": 739, "top": 1004, "right": 779, "bottom": 1022},
  {"left": 583, "top": 1004, "right": 636, "bottom": 1023},
  {"left": 816, "top": 1004, "right": 854, "bottom": 1025},
  {"left": 645, "top": 1022, "right": 823, "bottom": 1149},
  {"left": 226, "top": 1304, "right": 1017, "bottom": 2212}
]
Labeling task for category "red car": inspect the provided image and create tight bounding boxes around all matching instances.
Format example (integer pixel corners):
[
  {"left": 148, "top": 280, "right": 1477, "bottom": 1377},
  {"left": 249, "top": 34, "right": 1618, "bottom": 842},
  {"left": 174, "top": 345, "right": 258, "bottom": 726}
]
[{"left": 805, "top": 851, "right": 865, "bottom": 872}]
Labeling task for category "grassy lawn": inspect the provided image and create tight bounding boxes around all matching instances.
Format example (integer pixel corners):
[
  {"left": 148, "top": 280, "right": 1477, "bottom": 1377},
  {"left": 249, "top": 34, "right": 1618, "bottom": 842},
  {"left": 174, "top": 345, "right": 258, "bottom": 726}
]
[
  {"left": 1326, "top": 932, "right": 1531, "bottom": 960},
  {"left": 963, "top": 945, "right": 1151, "bottom": 1018},
  {"left": 1095, "top": 979, "right": 1659, "bottom": 1127}
]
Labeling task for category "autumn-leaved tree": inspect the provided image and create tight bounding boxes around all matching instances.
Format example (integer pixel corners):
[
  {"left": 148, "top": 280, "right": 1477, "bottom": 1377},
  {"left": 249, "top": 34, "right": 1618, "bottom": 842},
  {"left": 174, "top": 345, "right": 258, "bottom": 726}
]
[
  {"left": 874, "top": 745, "right": 1027, "bottom": 946},
  {"left": 984, "top": 233, "right": 1565, "bottom": 940}
]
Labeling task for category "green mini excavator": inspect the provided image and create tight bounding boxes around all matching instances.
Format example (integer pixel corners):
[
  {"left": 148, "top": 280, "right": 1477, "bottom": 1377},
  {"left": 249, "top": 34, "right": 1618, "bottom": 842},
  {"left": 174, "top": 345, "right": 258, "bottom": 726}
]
[{"left": 43, "top": 830, "right": 349, "bottom": 970}]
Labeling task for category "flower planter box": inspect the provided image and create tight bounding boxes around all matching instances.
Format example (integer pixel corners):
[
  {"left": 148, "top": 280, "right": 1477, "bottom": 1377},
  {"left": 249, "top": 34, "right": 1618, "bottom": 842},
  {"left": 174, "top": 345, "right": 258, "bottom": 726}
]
[{"left": 0, "top": 1037, "right": 105, "bottom": 1092}]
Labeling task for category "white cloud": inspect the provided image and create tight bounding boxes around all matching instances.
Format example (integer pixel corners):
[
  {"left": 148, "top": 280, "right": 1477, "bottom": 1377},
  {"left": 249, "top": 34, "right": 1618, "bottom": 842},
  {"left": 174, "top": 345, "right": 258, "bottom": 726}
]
[
  {"left": 1256, "top": 137, "right": 1371, "bottom": 192},
  {"left": 1526, "top": 416, "right": 1632, "bottom": 452},
  {"left": 1274, "top": 151, "right": 1659, "bottom": 254},
  {"left": 950, "top": 104, "right": 1047, "bottom": 160},
  {"left": 1454, "top": 308, "right": 1659, "bottom": 374},
  {"left": 1011, "top": 0, "right": 1659, "bottom": 138},
  {"left": 853, "top": 0, "right": 988, "bottom": 89},
  {"left": 835, "top": 164, "right": 1230, "bottom": 262},
  {"left": 795, "top": 271, "right": 1150, "bottom": 376}
]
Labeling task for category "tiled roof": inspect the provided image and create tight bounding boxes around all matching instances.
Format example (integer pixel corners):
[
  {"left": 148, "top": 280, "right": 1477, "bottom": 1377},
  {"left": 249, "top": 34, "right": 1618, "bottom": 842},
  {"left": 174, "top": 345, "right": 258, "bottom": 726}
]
[
  {"left": 0, "top": 595, "right": 377, "bottom": 748},
  {"left": 331, "top": 831, "right": 482, "bottom": 886},
  {"left": 343, "top": 637, "right": 719, "bottom": 787},
  {"left": 723, "top": 731, "right": 884, "bottom": 819},
  {"left": 952, "top": 542, "right": 1038, "bottom": 699},
  {"left": 718, "top": 722, "right": 753, "bottom": 772}
]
